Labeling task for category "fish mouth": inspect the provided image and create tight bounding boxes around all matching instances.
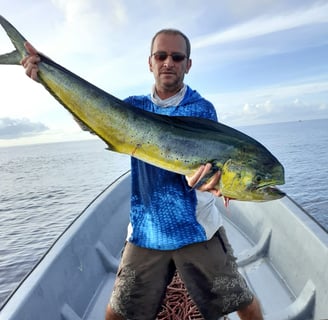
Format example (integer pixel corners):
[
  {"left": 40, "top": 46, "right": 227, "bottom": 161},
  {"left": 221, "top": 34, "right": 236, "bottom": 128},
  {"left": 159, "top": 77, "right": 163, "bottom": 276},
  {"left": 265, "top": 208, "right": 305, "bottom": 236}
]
[
  {"left": 256, "top": 175, "right": 285, "bottom": 191},
  {"left": 257, "top": 184, "right": 286, "bottom": 197}
]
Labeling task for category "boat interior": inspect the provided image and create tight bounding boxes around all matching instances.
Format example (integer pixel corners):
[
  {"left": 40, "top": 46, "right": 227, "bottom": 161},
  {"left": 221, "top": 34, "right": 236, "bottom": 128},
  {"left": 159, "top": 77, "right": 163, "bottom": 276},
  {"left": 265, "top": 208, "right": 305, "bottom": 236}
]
[{"left": 1, "top": 172, "right": 327, "bottom": 320}]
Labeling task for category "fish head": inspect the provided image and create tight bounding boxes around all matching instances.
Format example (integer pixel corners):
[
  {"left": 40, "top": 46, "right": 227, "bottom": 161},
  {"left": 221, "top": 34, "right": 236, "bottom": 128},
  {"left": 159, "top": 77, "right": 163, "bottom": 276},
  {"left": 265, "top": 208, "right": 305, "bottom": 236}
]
[{"left": 219, "top": 157, "right": 285, "bottom": 202}]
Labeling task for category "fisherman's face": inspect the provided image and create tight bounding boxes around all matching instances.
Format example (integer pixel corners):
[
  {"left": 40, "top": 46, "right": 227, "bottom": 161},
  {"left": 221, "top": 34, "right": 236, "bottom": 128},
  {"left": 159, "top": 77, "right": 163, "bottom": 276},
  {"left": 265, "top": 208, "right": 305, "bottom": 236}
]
[{"left": 149, "top": 33, "right": 192, "bottom": 98}]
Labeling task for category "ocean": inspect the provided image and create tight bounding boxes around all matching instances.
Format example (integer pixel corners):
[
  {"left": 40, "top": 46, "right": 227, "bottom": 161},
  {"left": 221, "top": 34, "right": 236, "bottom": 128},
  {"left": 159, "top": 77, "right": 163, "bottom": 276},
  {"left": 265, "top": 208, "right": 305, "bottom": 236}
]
[{"left": 0, "top": 118, "right": 327, "bottom": 306}]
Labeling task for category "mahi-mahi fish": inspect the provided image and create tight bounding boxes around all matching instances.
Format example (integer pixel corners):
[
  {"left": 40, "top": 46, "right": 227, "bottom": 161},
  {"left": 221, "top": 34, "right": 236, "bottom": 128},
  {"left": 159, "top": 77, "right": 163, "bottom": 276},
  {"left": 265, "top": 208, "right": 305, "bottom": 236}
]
[{"left": 0, "top": 15, "right": 285, "bottom": 204}]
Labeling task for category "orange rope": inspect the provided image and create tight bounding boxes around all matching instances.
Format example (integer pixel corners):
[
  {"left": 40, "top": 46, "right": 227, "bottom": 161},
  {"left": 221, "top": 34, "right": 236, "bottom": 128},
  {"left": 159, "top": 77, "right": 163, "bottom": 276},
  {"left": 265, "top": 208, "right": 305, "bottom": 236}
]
[{"left": 156, "top": 271, "right": 204, "bottom": 320}]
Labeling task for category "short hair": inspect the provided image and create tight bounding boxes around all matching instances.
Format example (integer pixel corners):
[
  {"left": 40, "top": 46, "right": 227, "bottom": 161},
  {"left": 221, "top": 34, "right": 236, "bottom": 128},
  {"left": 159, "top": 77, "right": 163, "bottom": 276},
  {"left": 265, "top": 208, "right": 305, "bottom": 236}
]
[{"left": 150, "top": 29, "right": 191, "bottom": 58}]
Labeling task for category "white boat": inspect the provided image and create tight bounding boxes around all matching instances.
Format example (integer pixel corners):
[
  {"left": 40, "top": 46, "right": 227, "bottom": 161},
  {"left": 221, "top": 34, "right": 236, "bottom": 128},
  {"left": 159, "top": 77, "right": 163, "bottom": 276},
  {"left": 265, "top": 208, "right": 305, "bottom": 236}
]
[{"left": 0, "top": 171, "right": 327, "bottom": 320}]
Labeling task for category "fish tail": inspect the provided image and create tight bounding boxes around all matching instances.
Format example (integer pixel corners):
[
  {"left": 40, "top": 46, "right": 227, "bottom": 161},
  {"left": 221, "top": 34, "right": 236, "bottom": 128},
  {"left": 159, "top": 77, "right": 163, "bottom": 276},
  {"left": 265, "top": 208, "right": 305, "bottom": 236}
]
[{"left": 0, "top": 15, "right": 28, "bottom": 65}]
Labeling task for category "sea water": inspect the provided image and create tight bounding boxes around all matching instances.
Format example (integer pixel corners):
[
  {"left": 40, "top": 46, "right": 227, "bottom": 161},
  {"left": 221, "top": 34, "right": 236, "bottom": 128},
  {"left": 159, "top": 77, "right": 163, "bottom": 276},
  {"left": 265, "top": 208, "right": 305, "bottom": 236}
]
[{"left": 0, "top": 119, "right": 327, "bottom": 306}]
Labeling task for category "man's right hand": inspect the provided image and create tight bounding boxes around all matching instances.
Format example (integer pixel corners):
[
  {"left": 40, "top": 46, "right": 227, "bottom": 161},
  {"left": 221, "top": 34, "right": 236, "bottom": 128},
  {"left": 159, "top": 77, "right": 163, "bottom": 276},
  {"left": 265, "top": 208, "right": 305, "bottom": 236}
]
[{"left": 20, "top": 42, "right": 40, "bottom": 81}]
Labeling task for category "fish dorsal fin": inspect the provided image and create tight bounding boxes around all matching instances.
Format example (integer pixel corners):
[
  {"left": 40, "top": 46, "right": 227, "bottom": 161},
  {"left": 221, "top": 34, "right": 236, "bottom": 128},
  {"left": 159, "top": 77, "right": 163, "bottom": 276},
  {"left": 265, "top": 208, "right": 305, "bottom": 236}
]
[{"left": 160, "top": 116, "right": 256, "bottom": 146}]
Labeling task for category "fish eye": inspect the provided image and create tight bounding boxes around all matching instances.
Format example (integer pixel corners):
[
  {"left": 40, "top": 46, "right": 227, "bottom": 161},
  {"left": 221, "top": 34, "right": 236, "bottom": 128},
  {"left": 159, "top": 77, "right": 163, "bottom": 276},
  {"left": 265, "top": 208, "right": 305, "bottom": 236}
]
[{"left": 255, "top": 175, "right": 262, "bottom": 182}]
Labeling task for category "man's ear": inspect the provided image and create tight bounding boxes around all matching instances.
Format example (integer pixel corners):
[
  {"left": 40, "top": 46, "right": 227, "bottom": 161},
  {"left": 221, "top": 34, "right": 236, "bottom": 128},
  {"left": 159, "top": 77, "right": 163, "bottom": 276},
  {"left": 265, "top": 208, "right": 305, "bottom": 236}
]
[
  {"left": 185, "top": 59, "right": 192, "bottom": 74},
  {"left": 148, "top": 56, "right": 153, "bottom": 72}
]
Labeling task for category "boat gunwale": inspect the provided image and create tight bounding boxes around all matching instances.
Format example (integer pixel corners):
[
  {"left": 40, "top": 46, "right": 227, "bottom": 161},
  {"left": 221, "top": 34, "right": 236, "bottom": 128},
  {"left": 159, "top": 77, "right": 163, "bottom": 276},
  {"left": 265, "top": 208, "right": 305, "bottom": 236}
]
[{"left": 0, "top": 170, "right": 131, "bottom": 312}]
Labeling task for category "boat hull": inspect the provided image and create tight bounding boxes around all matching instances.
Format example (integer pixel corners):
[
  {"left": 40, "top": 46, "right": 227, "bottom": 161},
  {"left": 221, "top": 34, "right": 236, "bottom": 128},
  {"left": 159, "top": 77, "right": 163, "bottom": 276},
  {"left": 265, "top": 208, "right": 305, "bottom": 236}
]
[{"left": 0, "top": 172, "right": 327, "bottom": 320}]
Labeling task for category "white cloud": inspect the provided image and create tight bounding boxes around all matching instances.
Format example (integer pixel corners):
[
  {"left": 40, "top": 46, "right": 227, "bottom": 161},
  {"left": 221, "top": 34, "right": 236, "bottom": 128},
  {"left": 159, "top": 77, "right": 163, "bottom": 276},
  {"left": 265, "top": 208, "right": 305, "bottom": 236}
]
[
  {"left": 51, "top": 0, "right": 128, "bottom": 26},
  {"left": 0, "top": 117, "right": 48, "bottom": 139},
  {"left": 208, "top": 79, "right": 328, "bottom": 105},
  {"left": 243, "top": 100, "right": 273, "bottom": 115},
  {"left": 193, "top": 2, "right": 328, "bottom": 48},
  {"left": 0, "top": 67, "right": 63, "bottom": 122},
  {"left": 207, "top": 79, "right": 328, "bottom": 126}
]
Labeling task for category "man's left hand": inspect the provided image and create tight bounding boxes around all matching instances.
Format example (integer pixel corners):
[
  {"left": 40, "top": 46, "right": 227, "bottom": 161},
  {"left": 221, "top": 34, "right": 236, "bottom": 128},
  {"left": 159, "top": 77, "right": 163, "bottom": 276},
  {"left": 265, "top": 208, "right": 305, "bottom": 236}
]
[{"left": 186, "top": 163, "right": 221, "bottom": 197}]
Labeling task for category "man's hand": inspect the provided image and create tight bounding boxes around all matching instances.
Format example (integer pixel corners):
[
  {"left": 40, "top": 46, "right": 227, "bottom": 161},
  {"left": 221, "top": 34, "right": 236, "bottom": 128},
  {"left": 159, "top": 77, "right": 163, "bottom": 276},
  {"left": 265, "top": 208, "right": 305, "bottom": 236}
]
[
  {"left": 20, "top": 42, "right": 40, "bottom": 81},
  {"left": 186, "top": 163, "right": 221, "bottom": 197}
]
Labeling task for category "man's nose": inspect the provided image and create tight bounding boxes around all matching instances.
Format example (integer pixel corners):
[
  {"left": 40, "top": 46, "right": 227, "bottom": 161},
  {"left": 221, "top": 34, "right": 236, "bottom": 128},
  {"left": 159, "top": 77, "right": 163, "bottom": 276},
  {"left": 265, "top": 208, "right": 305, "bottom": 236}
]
[{"left": 163, "top": 55, "right": 174, "bottom": 67}]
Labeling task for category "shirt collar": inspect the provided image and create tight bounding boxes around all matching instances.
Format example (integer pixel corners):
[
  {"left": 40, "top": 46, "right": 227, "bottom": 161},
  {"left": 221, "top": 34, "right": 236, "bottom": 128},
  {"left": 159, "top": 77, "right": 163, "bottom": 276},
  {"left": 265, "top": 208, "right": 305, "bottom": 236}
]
[{"left": 151, "top": 84, "right": 187, "bottom": 107}]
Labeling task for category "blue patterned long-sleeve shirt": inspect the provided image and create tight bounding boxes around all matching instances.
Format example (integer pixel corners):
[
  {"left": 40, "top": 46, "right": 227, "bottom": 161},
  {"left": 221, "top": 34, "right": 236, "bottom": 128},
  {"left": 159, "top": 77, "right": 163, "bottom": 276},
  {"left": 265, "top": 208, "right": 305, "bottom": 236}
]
[{"left": 124, "top": 85, "right": 221, "bottom": 250}]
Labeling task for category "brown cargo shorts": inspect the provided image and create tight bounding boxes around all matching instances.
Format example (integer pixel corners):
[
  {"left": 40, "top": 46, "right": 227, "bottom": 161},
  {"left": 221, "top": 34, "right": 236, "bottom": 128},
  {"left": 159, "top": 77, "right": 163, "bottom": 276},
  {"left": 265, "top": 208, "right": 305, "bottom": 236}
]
[{"left": 109, "top": 226, "right": 254, "bottom": 320}]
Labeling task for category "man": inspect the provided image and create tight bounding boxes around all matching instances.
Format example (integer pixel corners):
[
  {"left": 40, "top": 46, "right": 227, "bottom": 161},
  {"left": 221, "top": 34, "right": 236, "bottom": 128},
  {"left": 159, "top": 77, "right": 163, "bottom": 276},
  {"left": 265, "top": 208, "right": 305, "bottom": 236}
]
[{"left": 21, "top": 29, "right": 263, "bottom": 320}]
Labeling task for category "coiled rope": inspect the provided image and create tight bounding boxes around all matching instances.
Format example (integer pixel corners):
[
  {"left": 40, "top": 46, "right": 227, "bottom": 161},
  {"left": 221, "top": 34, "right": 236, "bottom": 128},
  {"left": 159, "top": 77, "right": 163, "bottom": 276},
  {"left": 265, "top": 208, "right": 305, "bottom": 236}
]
[{"left": 156, "top": 271, "right": 204, "bottom": 320}]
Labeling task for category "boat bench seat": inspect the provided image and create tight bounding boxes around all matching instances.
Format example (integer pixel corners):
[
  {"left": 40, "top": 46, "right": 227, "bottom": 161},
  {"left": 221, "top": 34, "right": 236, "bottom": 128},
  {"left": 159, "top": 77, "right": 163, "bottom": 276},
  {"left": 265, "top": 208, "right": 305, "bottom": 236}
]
[{"left": 222, "top": 215, "right": 315, "bottom": 320}]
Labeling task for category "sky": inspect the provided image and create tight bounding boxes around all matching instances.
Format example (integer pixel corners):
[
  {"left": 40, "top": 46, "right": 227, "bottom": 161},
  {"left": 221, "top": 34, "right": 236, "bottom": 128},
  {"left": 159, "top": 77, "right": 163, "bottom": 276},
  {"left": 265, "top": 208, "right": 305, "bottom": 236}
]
[{"left": 0, "top": 0, "right": 327, "bottom": 147}]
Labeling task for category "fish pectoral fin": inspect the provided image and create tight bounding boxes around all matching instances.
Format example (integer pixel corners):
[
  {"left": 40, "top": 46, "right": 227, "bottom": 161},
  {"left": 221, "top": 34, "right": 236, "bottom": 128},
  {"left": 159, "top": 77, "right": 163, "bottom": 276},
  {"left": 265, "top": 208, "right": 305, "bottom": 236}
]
[
  {"left": 0, "top": 50, "right": 21, "bottom": 65},
  {"left": 73, "top": 116, "right": 96, "bottom": 135},
  {"left": 192, "top": 163, "right": 221, "bottom": 189},
  {"left": 104, "top": 142, "right": 117, "bottom": 152}
]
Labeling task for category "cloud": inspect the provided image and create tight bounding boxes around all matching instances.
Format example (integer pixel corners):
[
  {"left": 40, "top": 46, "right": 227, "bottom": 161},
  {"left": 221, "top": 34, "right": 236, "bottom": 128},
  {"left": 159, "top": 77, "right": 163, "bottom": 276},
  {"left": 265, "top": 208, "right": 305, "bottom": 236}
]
[
  {"left": 206, "top": 78, "right": 328, "bottom": 126},
  {"left": 193, "top": 2, "right": 328, "bottom": 48},
  {"left": 218, "top": 99, "right": 328, "bottom": 126},
  {"left": 0, "top": 118, "right": 48, "bottom": 139},
  {"left": 47, "top": 0, "right": 129, "bottom": 58}
]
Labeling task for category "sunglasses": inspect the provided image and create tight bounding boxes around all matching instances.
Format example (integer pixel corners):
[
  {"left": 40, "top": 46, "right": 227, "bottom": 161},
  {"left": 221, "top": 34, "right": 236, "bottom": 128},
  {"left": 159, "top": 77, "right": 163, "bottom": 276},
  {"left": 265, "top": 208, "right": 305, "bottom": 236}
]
[{"left": 151, "top": 51, "right": 187, "bottom": 62}]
